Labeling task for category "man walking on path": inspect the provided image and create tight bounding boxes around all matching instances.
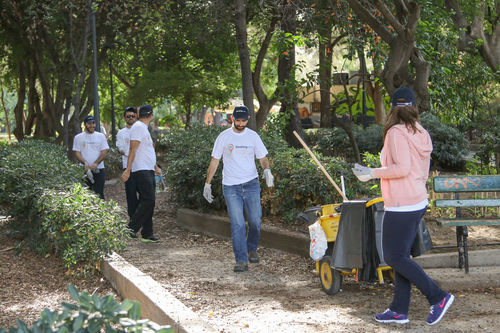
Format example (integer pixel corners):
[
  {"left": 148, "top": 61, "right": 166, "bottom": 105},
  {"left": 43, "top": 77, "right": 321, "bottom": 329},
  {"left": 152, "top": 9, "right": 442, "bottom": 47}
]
[
  {"left": 117, "top": 106, "right": 139, "bottom": 219},
  {"left": 203, "top": 105, "right": 274, "bottom": 272},
  {"left": 121, "top": 105, "right": 161, "bottom": 243},
  {"left": 73, "top": 115, "right": 109, "bottom": 199}
]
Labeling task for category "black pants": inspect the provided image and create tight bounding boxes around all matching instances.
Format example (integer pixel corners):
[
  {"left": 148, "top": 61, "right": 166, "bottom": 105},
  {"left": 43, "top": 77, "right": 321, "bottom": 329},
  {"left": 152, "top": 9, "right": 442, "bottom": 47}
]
[
  {"left": 87, "top": 168, "right": 106, "bottom": 199},
  {"left": 124, "top": 169, "right": 139, "bottom": 219},
  {"left": 128, "top": 170, "right": 155, "bottom": 237}
]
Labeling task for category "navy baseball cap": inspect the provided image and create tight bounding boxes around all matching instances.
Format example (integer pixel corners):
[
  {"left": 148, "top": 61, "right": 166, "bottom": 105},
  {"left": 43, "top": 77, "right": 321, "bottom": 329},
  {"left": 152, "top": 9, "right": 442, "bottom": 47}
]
[
  {"left": 124, "top": 106, "right": 136, "bottom": 113},
  {"left": 84, "top": 115, "right": 96, "bottom": 123},
  {"left": 232, "top": 105, "right": 249, "bottom": 120},
  {"left": 139, "top": 104, "right": 153, "bottom": 117},
  {"left": 392, "top": 87, "right": 416, "bottom": 106}
]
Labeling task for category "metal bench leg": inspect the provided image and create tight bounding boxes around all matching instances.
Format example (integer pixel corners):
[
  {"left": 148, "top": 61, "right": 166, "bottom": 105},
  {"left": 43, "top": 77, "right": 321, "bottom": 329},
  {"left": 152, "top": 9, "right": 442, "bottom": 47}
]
[
  {"left": 456, "top": 226, "right": 464, "bottom": 270},
  {"left": 463, "top": 226, "right": 469, "bottom": 274}
]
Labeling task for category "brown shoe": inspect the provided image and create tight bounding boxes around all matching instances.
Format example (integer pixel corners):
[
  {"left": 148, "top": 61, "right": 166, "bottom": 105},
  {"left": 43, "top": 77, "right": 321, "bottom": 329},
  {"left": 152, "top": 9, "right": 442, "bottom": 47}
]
[
  {"left": 249, "top": 251, "right": 259, "bottom": 264},
  {"left": 234, "top": 262, "right": 248, "bottom": 272}
]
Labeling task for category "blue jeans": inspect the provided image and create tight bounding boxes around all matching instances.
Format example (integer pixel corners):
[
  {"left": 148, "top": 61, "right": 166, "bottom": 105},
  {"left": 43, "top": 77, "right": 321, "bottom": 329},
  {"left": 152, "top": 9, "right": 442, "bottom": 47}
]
[
  {"left": 383, "top": 208, "right": 446, "bottom": 314},
  {"left": 223, "top": 178, "right": 262, "bottom": 263}
]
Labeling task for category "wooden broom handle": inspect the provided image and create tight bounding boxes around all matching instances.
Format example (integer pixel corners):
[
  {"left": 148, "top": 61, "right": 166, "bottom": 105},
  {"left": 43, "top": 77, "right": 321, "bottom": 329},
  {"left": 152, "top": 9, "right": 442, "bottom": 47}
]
[{"left": 293, "top": 131, "right": 348, "bottom": 201}]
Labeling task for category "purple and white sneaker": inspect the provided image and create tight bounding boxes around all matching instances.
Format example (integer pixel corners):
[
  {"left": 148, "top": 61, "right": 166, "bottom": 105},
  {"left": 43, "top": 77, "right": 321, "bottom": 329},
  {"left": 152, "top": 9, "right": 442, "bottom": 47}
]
[
  {"left": 375, "top": 309, "right": 409, "bottom": 324},
  {"left": 427, "top": 293, "right": 454, "bottom": 325}
]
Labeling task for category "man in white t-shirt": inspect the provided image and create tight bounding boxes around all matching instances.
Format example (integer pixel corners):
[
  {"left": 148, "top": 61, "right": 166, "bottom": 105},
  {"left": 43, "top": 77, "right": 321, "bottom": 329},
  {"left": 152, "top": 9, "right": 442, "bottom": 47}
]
[
  {"left": 116, "top": 106, "right": 139, "bottom": 219},
  {"left": 73, "top": 115, "right": 109, "bottom": 199},
  {"left": 203, "top": 105, "right": 275, "bottom": 272},
  {"left": 121, "top": 105, "right": 161, "bottom": 243}
]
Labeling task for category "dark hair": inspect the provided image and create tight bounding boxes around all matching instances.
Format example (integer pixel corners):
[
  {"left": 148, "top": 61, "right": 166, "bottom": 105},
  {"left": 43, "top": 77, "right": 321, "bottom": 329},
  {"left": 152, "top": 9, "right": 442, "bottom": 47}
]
[
  {"left": 383, "top": 104, "right": 421, "bottom": 141},
  {"left": 123, "top": 106, "right": 136, "bottom": 117},
  {"left": 139, "top": 104, "right": 153, "bottom": 118}
]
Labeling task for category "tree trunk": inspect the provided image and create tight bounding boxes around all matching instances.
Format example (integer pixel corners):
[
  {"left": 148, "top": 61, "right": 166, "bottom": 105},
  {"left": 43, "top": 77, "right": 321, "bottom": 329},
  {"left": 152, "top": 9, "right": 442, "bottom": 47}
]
[
  {"left": 366, "top": 69, "right": 386, "bottom": 124},
  {"left": 1, "top": 89, "right": 12, "bottom": 140},
  {"left": 278, "top": 0, "right": 301, "bottom": 147},
  {"left": 234, "top": 0, "right": 256, "bottom": 130},
  {"left": 318, "top": 28, "right": 333, "bottom": 128},
  {"left": 13, "top": 61, "right": 26, "bottom": 141}
]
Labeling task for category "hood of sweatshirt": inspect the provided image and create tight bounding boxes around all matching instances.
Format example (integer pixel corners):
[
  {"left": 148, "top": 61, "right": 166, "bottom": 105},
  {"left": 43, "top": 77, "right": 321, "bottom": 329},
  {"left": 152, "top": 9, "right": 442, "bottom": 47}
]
[{"left": 391, "top": 123, "right": 433, "bottom": 159}]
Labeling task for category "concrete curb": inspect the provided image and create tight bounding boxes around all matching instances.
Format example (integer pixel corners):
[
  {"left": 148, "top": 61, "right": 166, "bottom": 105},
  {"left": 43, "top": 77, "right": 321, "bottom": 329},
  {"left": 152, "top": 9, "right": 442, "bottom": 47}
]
[
  {"left": 176, "top": 208, "right": 310, "bottom": 257},
  {"left": 176, "top": 208, "right": 500, "bottom": 270},
  {"left": 102, "top": 252, "right": 216, "bottom": 333}
]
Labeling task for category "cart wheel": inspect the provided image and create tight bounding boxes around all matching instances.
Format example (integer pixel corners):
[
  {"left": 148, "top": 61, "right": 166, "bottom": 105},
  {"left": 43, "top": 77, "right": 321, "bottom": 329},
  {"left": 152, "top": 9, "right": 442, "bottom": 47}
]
[{"left": 319, "top": 256, "right": 342, "bottom": 295}]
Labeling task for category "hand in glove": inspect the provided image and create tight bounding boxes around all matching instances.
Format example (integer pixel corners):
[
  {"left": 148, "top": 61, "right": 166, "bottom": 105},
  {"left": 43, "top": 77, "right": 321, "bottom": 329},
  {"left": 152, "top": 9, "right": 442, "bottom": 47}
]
[
  {"left": 87, "top": 169, "right": 95, "bottom": 184},
  {"left": 203, "top": 183, "right": 214, "bottom": 203},
  {"left": 352, "top": 163, "right": 374, "bottom": 182},
  {"left": 262, "top": 168, "right": 274, "bottom": 187}
]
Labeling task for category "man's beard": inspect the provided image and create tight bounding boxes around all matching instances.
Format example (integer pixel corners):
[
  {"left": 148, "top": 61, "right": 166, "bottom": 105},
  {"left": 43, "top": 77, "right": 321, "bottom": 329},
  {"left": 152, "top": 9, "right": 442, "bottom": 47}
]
[{"left": 234, "top": 124, "right": 246, "bottom": 131}]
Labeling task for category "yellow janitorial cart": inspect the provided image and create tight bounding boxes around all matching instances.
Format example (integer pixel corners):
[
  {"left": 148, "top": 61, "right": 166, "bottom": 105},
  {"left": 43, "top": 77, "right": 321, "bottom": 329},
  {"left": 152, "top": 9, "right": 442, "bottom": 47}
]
[{"left": 293, "top": 131, "right": 392, "bottom": 295}]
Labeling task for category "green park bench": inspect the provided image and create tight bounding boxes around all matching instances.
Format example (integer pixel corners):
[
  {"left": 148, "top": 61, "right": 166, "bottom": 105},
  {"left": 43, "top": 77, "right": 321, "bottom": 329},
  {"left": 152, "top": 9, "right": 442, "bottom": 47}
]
[{"left": 433, "top": 175, "right": 500, "bottom": 273}]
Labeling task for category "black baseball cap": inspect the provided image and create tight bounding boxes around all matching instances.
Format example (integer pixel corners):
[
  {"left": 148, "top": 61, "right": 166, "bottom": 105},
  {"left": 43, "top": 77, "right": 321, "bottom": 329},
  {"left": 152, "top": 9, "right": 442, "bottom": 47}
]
[
  {"left": 232, "top": 105, "right": 249, "bottom": 120},
  {"left": 84, "top": 115, "right": 96, "bottom": 123},
  {"left": 139, "top": 104, "right": 153, "bottom": 117},
  {"left": 392, "top": 87, "right": 416, "bottom": 106}
]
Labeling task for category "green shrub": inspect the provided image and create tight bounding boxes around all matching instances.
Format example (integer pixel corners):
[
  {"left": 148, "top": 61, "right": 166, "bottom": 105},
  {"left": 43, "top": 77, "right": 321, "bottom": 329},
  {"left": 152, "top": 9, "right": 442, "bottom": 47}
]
[
  {"left": 0, "top": 284, "right": 172, "bottom": 333},
  {"left": 0, "top": 139, "right": 128, "bottom": 275},
  {"left": 38, "top": 183, "right": 128, "bottom": 276},
  {"left": 157, "top": 123, "right": 379, "bottom": 222},
  {"left": 304, "top": 124, "right": 384, "bottom": 161},
  {"left": 0, "top": 139, "right": 84, "bottom": 242},
  {"left": 105, "top": 146, "right": 124, "bottom": 180},
  {"left": 156, "top": 123, "right": 226, "bottom": 210},
  {"left": 421, "top": 113, "right": 469, "bottom": 169}
]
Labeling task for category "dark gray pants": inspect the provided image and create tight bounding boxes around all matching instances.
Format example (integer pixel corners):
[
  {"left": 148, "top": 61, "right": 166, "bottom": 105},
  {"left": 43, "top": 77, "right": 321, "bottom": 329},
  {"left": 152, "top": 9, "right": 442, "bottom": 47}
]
[{"left": 128, "top": 170, "right": 155, "bottom": 237}]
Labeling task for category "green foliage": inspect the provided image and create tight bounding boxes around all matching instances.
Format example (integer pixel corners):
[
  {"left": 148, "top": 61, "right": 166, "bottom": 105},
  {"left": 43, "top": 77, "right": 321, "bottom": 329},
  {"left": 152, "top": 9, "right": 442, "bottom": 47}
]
[
  {"left": 105, "top": 146, "right": 124, "bottom": 180},
  {"left": 0, "top": 139, "right": 84, "bottom": 241},
  {"left": 304, "top": 124, "right": 384, "bottom": 161},
  {"left": 38, "top": 183, "right": 128, "bottom": 276},
  {"left": 0, "top": 284, "right": 172, "bottom": 333},
  {"left": 0, "top": 139, "right": 127, "bottom": 275},
  {"left": 420, "top": 113, "right": 469, "bottom": 169},
  {"left": 156, "top": 123, "right": 226, "bottom": 210},
  {"left": 157, "top": 122, "right": 378, "bottom": 222}
]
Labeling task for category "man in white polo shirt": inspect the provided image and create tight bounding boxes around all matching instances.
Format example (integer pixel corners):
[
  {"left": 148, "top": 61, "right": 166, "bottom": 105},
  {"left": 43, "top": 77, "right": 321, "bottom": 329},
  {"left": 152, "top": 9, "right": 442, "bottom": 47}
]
[
  {"left": 203, "top": 105, "right": 275, "bottom": 272},
  {"left": 73, "top": 115, "right": 109, "bottom": 199},
  {"left": 117, "top": 106, "right": 139, "bottom": 219},
  {"left": 121, "top": 105, "right": 161, "bottom": 242}
]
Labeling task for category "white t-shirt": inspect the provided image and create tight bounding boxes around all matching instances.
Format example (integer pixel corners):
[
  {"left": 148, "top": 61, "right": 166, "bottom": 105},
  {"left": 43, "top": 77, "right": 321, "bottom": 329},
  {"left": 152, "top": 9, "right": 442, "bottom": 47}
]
[
  {"left": 72, "top": 131, "right": 109, "bottom": 168},
  {"left": 129, "top": 121, "right": 156, "bottom": 172},
  {"left": 211, "top": 127, "right": 268, "bottom": 186},
  {"left": 116, "top": 127, "right": 132, "bottom": 169}
]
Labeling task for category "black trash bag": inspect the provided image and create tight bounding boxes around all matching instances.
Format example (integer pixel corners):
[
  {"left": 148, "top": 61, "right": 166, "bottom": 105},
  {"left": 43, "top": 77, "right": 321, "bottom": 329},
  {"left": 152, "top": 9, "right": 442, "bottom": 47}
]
[{"left": 411, "top": 218, "right": 433, "bottom": 257}]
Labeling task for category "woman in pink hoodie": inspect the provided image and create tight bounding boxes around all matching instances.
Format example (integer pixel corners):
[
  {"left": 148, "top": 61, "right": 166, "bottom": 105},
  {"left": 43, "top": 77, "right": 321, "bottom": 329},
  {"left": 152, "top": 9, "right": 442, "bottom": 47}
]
[{"left": 353, "top": 87, "right": 453, "bottom": 326}]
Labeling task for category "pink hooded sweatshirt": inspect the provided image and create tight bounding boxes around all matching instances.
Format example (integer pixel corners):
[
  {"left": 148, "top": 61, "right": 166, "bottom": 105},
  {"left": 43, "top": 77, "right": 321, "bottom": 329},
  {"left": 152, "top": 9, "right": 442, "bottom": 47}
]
[{"left": 372, "top": 122, "right": 433, "bottom": 208}]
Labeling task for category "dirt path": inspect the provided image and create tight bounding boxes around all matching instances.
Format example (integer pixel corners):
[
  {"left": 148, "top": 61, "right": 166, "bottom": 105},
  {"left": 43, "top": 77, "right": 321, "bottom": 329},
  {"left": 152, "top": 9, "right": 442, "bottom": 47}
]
[{"left": 107, "top": 181, "right": 500, "bottom": 333}]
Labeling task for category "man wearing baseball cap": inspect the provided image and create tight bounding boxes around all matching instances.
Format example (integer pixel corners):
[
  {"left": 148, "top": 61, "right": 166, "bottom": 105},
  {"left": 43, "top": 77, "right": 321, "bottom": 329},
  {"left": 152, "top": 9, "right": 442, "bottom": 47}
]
[
  {"left": 204, "top": 105, "right": 275, "bottom": 272},
  {"left": 121, "top": 105, "right": 162, "bottom": 243},
  {"left": 73, "top": 115, "right": 109, "bottom": 199}
]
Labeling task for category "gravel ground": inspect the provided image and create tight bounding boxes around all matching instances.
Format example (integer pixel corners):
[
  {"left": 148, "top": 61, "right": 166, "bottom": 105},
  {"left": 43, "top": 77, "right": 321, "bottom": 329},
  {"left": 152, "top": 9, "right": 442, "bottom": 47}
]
[{"left": 2, "top": 180, "right": 500, "bottom": 332}]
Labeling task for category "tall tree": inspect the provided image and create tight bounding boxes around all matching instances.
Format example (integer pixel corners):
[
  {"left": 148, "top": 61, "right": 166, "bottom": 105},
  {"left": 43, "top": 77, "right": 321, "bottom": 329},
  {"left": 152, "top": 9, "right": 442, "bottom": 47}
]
[
  {"left": 444, "top": 0, "right": 500, "bottom": 82},
  {"left": 347, "top": 0, "right": 431, "bottom": 112}
]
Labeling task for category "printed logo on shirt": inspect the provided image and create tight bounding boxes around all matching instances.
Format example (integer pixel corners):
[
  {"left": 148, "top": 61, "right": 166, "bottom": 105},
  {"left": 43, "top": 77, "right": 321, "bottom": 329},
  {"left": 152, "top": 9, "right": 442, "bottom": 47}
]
[{"left": 228, "top": 144, "right": 234, "bottom": 154}]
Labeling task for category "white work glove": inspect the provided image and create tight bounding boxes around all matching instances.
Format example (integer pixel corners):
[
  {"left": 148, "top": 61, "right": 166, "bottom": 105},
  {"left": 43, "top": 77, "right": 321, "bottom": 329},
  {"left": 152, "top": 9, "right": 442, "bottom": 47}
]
[
  {"left": 352, "top": 163, "right": 374, "bottom": 182},
  {"left": 86, "top": 169, "right": 95, "bottom": 184},
  {"left": 262, "top": 168, "right": 274, "bottom": 188},
  {"left": 203, "top": 183, "right": 214, "bottom": 203}
]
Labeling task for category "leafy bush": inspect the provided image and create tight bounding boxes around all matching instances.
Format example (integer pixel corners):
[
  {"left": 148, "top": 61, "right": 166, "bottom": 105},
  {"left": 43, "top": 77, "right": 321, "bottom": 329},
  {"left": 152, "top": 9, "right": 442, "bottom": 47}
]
[
  {"left": 0, "top": 284, "right": 172, "bottom": 333},
  {"left": 420, "top": 113, "right": 469, "bottom": 169},
  {"left": 304, "top": 124, "right": 384, "bottom": 161},
  {"left": 105, "top": 146, "right": 124, "bottom": 180},
  {"left": 38, "top": 183, "right": 128, "bottom": 276},
  {"left": 157, "top": 123, "right": 378, "bottom": 222},
  {"left": 156, "top": 123, "right": 226, "bottom": 210},
  {"left": 0, "top": 139, "right": 128, "bottom": 275},
  {"left": 0, "top": 139, "right": 84, "bottom": 241}
]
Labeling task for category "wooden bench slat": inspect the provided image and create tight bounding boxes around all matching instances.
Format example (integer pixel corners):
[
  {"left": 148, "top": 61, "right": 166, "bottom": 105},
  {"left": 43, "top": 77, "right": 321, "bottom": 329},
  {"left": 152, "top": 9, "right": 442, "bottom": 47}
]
[
  {"left": 433, "top": 175, "right": 500, "bottom": 192},
  {"left": 436, "top": 218, "right": 500, "bottom": 227},
  {"left": 435, "top": 198, "right": 500, "bottom": 208}
]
